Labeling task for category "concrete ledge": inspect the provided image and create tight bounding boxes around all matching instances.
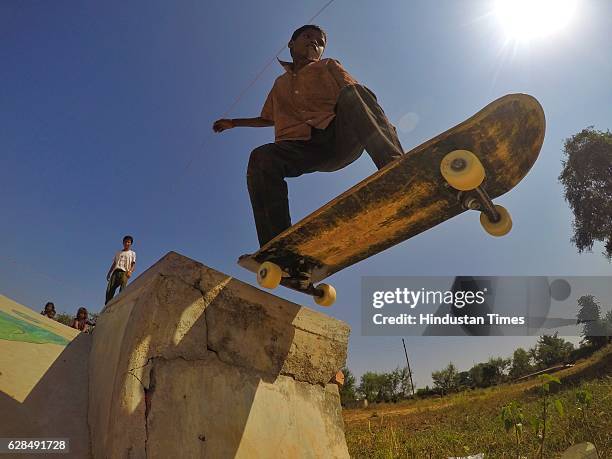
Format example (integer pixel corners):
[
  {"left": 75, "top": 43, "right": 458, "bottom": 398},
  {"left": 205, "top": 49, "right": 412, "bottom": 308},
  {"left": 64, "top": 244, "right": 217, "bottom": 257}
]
[{"left": 89, "top": 251, "right": 350, "bottom": 458}]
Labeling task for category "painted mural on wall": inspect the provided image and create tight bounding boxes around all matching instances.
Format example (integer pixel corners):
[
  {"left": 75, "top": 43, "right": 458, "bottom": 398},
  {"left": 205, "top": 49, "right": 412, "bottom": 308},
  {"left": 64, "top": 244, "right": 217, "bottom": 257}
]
[{"left": 0, "top": 309, "right": 69, "bottom": 346}]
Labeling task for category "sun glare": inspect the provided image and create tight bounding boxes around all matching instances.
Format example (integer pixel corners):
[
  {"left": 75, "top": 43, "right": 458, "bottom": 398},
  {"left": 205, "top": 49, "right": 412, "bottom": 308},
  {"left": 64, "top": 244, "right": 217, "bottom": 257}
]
[{"left": 495, "top": 0, "right": 578, "bottom": 42}]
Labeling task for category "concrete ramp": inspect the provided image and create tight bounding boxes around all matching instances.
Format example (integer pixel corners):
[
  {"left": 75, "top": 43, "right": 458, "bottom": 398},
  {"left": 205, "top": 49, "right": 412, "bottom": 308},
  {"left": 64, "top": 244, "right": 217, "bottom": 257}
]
[
  {"left": 89, "top": 251, "right": 351, "bottom": 458},
  {"left": 0, "top": 294, "right": 91, "bottom": 458}
]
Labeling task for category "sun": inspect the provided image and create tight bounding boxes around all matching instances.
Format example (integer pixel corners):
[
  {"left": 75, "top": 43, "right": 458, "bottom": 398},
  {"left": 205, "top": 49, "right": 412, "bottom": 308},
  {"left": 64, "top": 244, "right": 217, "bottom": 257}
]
[{"left": 494, "top": 0, "right": 578, "bottom": 42}]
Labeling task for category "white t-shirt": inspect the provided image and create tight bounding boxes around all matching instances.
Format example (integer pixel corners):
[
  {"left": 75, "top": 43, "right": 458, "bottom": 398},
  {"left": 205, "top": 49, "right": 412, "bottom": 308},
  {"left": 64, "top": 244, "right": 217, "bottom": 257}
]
[{"left": 113, "top": 250, "right": 136, "bottom": 273}]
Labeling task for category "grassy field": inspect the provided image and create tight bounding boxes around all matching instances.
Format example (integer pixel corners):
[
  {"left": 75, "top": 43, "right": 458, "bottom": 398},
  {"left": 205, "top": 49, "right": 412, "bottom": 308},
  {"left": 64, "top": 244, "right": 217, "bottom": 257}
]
[{"left": 343, "top": 345, "right": 611, "bottom": 458}]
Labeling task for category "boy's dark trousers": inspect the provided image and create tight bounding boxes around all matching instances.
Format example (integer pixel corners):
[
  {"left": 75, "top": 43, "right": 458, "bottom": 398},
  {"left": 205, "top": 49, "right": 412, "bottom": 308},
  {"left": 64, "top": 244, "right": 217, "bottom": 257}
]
[
  {"left": 247, "top": 83, "right": 404, "bottom": 247},
  {"left": 105, "top": 269, "right": 127, "bottom": 304}
]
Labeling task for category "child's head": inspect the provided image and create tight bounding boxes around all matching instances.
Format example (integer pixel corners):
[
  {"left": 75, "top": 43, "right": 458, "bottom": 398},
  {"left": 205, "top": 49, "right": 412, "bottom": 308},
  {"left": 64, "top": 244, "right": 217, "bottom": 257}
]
[
  {"left": 122, "top": 235, "right": 133, "bottom": 250},
  {"left": 289, "top": 25, "right": 327, "bottom": 62},
  {"left": 43, "top": 302, "right": 56, "bottom": 317},
  {"left": 77, "top": 307, "right": 88, "bottom": 320}
]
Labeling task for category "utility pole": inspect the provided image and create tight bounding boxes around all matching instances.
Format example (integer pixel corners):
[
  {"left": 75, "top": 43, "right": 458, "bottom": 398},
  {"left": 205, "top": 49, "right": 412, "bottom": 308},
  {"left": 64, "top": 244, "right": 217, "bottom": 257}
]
[{"left": 402, "top": 338, "right": 416, "bottom": 396}]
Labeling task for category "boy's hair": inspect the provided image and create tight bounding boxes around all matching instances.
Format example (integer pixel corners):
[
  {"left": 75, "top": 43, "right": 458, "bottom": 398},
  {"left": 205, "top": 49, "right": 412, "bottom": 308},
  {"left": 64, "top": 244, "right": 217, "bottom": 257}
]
[
  {"left": 290, "top": 25, "right": 327, "bottom": 44},
  {"left": 123, "top": 235, "right": 134, "bottom": 244}
]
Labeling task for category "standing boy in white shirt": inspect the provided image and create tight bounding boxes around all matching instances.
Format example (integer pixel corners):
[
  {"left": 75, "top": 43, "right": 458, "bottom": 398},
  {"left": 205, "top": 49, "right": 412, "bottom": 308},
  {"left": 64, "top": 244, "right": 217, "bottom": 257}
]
[{"left": 105, "top": 235, "right": 136, "bottom": 304}]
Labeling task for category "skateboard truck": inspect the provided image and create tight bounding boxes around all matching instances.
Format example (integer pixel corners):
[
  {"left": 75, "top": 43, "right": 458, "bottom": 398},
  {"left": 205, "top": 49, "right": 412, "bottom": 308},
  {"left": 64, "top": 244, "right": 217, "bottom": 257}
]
[
  {"left": 461, "top": 188, "right": 500, "bottom": 221},
  {"left": 441, "top": 150, "right": 512, "bottom": 236},
  {"left": 256, "top": 259, "right": 337, "bottom": 307}
]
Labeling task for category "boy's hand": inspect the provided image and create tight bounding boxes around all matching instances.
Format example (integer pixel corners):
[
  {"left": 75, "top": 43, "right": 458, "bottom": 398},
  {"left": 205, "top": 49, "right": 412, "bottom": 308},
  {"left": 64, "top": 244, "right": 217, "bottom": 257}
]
[{"left": 213, "top": 119, "right": 234, "bottom": 132}]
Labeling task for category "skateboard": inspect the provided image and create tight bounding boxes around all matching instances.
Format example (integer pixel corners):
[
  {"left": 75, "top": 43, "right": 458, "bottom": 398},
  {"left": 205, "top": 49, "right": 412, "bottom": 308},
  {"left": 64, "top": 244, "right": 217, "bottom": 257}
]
[{"left": 239, "top": 93, "right": 546, "bottom": 306}]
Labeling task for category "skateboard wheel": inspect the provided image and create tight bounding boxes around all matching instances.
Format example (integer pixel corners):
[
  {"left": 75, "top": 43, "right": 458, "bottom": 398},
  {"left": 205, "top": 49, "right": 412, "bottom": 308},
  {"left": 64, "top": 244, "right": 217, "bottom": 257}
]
[
  {"left": 257, "top": 261, "right": 282, "bottom": 289},
  {"left": 314, "top": 283, "right": 336, "bottom": 307},
  {"left": 440, "top": 150, "right": 485, "bottom": 191},
  {"left": 480, "top": 204, "right": 512, "bottom": 237}
]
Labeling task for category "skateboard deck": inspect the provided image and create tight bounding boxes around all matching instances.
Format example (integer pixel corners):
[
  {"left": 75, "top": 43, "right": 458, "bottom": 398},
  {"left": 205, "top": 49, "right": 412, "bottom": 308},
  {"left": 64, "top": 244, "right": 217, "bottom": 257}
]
[{"left": 239, "top": 93, "right": 545, "bottom": 304}]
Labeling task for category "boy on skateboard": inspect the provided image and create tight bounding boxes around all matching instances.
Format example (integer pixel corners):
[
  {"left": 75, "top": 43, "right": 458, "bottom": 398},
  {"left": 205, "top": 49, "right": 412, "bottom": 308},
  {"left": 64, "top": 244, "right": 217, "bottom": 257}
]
[{"left": 213, "top": 25, "right": 404, "bottom": 248}]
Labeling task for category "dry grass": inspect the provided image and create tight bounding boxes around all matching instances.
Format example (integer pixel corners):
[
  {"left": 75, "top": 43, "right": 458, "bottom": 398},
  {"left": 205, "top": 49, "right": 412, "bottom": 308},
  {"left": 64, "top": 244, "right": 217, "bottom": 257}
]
[{"left": 343, "top": 345, "right": 612, "bottom": 458}]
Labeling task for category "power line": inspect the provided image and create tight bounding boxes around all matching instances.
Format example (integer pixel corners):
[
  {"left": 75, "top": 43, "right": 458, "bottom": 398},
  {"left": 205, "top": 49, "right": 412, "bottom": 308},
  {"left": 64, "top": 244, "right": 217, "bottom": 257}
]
[
  {"left": 0, "top": 254, "right": 94, "bottom": 301},
  {"left": 220, "top": 0, "right": 338, "bottom": 119},
  {"left": 2, "top": 1, "right": 342, "bottom": 307},
  {"left": 175, "top": 0, "right": 339, "bottom": 181}
]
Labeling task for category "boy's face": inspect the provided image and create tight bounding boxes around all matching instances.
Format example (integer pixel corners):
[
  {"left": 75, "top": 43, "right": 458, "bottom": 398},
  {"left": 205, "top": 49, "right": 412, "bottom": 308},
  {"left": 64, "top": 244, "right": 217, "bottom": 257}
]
[
  {"left": 289, "top": 29, "right": 326, "bottom": 62},
  {"left": 123, "top": 239, "right": 132, "bottom": 250}
]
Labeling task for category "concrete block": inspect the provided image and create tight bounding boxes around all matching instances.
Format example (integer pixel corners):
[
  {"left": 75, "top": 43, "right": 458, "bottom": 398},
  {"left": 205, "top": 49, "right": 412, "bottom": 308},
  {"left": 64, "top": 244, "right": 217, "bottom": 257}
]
[{"left": 89, "top": 251, "right": 350, "bottom": 458}]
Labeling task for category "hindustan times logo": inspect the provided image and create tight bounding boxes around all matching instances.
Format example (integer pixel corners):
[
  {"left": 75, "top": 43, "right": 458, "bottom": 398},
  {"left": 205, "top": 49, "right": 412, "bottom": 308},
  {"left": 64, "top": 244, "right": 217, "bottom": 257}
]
[
  {"left": 361, "top": 276, "right": 611, "bottom": 336},
  {"left": 372, "top": 288, "right": 487, "bottom": 309}
]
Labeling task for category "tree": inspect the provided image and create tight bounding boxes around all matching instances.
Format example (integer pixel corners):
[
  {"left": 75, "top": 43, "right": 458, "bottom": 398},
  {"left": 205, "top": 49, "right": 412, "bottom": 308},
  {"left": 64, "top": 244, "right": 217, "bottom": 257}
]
[
  {"left": 358, "top": 371, "right": 384, "bottom": 403},
  {"left": 338, "top": 367, "right": 357, "bottom": 406},
  {"left": 469, "top": 358, "right": 510, "bottom": 387},
  {"left": 55, "top": 312, "right": 73, "bottom": 327},
  {"left": 469, "top": 363, "right": 486, "bottom": 388},
  {"left": 531, "top": 333, "right": 574, "bottom": 368},
  {"left": 559, "top": 127, "right": 612, "bottom": 259},
  {"left": 356, "top": 368, "right": 413, "bottom": 403},
  {"left": 377, "top": 369, "right": 407, "bottom": 402},
  {"left": 510, "top": 347, "right": 533, "bottom": 379},
  {"left": 431, "top": 362, "right": 459, "bottom": 394},
  {"left": 396, "top": 367, "right": 414, "bottom": 399},
  {"left": 577, "top": 295, "right": 608, "bottom": 348},
  {"left": 383, "top": 369, "right": 401, "bottom": 402},
  {"left": 457, "top": 371, "right": 472, "bottom": 389},
  {"left": 486, "top": 357, "right": 511, "bottom": 384}
]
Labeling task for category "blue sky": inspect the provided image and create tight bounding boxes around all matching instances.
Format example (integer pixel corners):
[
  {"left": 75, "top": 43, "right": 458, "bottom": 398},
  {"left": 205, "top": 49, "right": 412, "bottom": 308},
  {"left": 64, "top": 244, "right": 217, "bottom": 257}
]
[{"left": 1, "top": 0, "right": 611, "bottom": 387}]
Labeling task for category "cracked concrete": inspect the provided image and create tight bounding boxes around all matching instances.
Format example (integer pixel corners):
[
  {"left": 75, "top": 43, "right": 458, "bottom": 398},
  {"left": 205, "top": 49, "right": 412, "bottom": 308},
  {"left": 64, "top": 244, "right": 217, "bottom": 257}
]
[{"left": 88, "top": 251, "right": 351, "bottom": 458}]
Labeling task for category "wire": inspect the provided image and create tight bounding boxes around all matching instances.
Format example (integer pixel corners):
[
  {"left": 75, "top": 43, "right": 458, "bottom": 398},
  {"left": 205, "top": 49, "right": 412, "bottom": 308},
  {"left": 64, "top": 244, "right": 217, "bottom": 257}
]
[
  {"left": 176, "top": 0, "right": 339, "bottom": 180},
  {"left": 2, "top": 0, "right": 341, "bottom": 309},
  {"left": 0, "top": 254, "right": 93, "bottom": 299},
  {"left": 220, "top": 0, "right": 337, "bottom": 119}
]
